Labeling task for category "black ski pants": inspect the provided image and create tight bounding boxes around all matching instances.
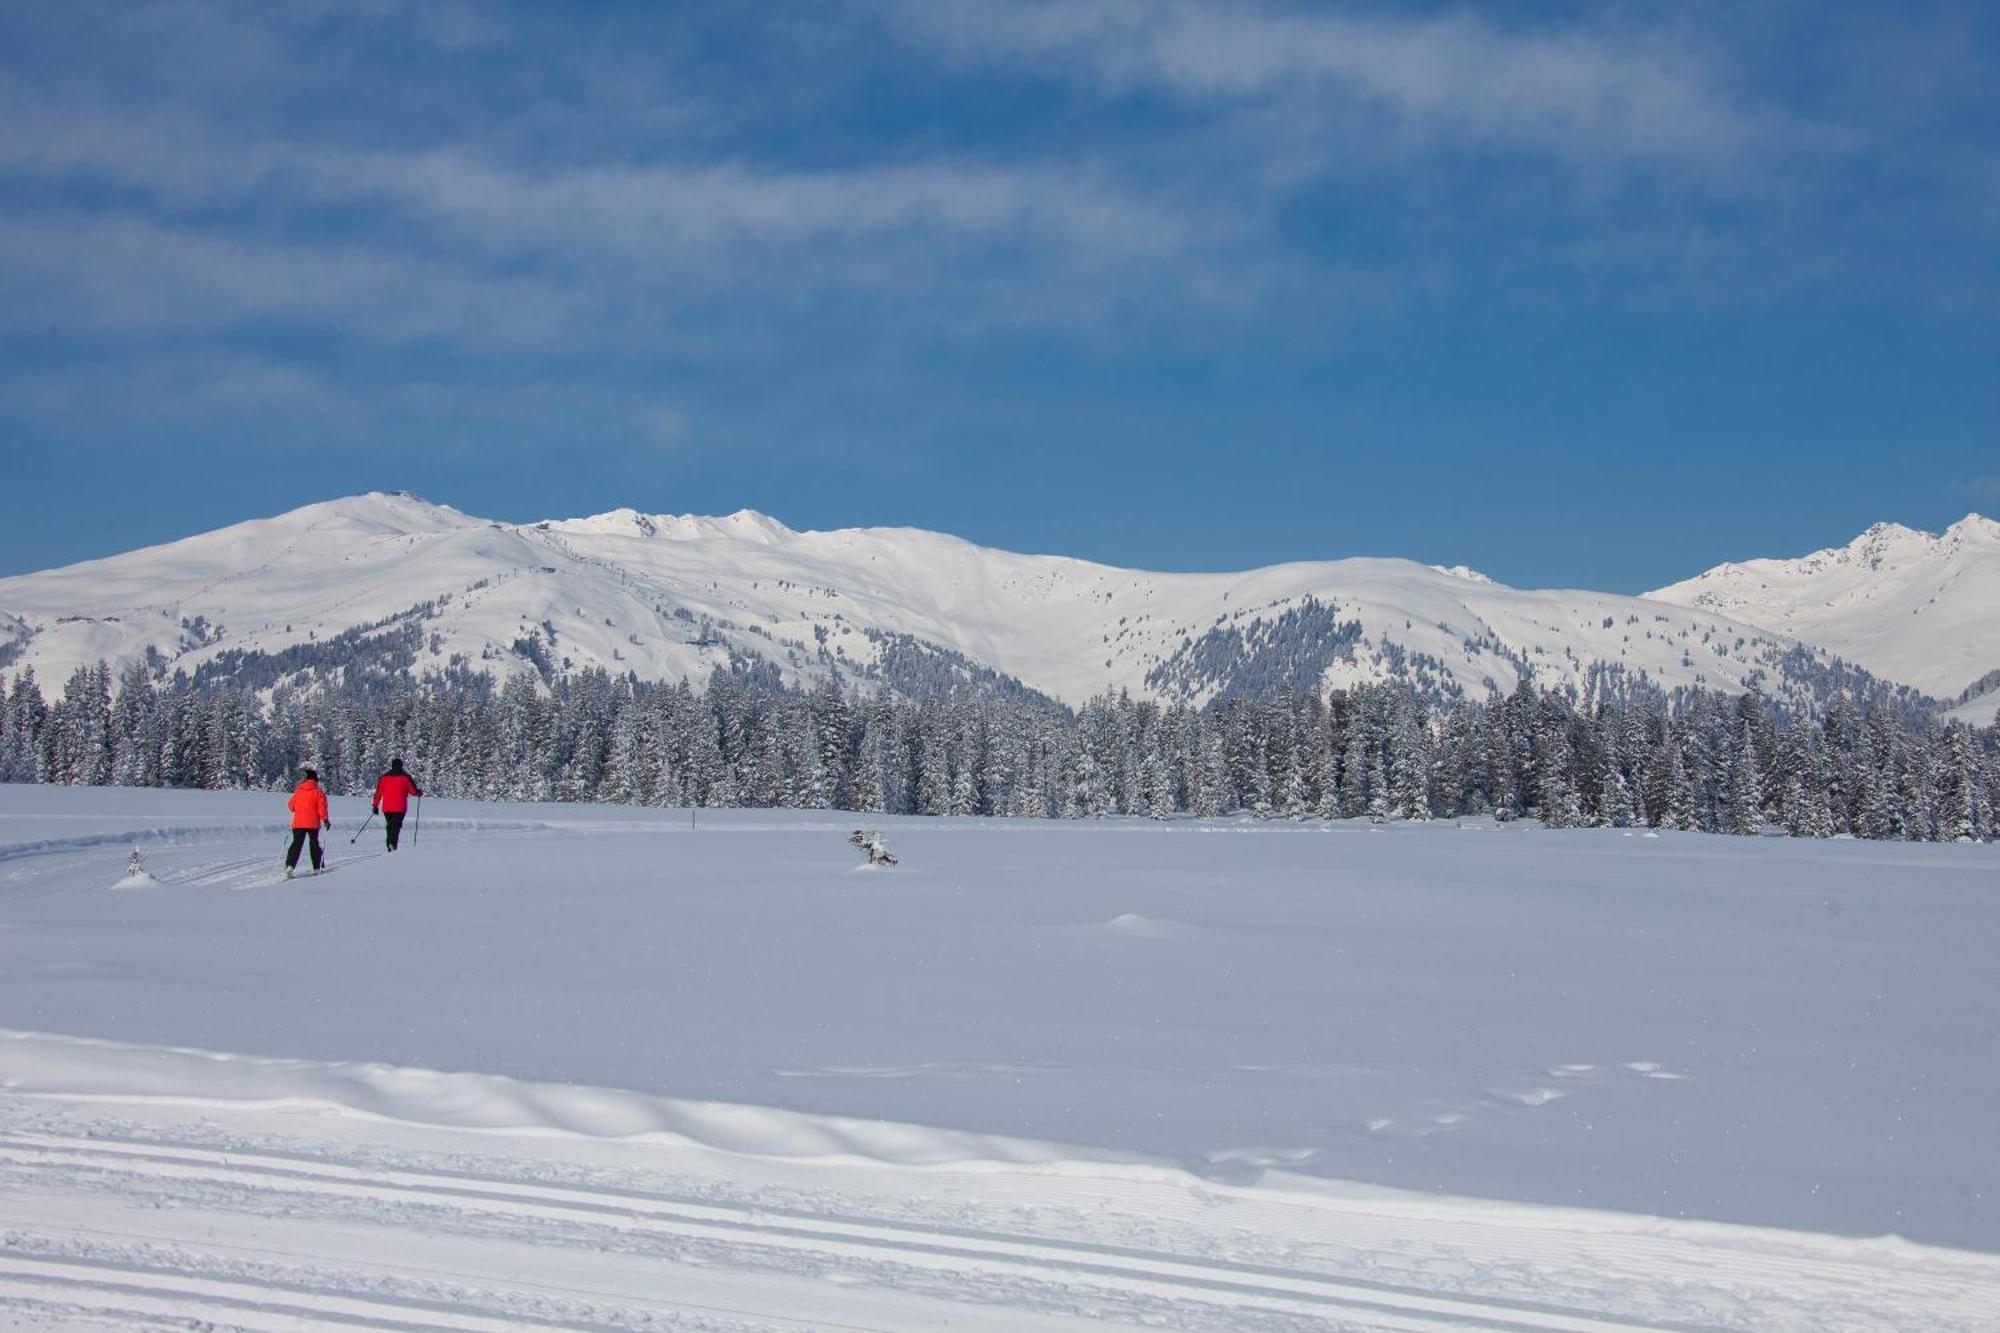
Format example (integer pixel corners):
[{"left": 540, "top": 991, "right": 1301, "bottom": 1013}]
[
  {"left": 384, "top": 811, "right": 406, "bottom": 850},
  {"left": 285, "top": 828, "right": 324, "bottom": 870}
]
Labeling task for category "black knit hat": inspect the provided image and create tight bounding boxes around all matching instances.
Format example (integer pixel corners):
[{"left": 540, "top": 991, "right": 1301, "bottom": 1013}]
[{"left": 302, "top": 768, "right": 319, "bottom": 781}]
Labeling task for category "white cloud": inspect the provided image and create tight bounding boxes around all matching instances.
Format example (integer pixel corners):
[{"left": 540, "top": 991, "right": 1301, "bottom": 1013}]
[
  {"left": 0, "top": 0, "right": 1214, "bottom": 348},
  {"left": 0, "top": 99, "right": 1190, "bottom": 264},
  {"left": 0, "top": 88, "right": 1220, "bottom": 358},
  {"left": 341, "top": 154, "right": 1188, "bottom": 260},
  {"left": 902, "top": 0, "right": 1767, "bottom": 168}
]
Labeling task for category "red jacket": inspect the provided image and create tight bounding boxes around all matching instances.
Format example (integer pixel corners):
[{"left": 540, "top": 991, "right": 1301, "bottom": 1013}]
[
  {"left": 288, "top": 780, "right": 329, "bottom": 830},
  {"left": 373, "top": 772, "right": 422, "bottom": 814}
]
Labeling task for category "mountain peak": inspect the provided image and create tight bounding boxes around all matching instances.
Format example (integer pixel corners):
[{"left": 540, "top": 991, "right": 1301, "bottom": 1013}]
[
  {"left": 1848, "top": 520, "right": 1926, "bottom": 554},
  {"left": 547, "top": 507, "right": 796, "bottom": 543},
  {"left": 547, "top": 507, "right": 660, "bottom": 539},
  {"left": 221, "top": 492, "right": 475, "bottom": 540},
  {"left": 1647, "top": 515, "right": 2000, "bottom": 698},
  {"left": 1843, "top": 514, "right": 1999, "bottom": 550},
  {"left": 333, "top": 490, "right": 443, "bottom": 510},
  {"left": 718, "top": 508, "right": 794, "bottom": 540}
]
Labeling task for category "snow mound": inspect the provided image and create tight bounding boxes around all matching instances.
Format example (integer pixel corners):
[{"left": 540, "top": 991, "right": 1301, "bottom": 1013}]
[
  {"left": 0, "top": 1029, "right": 1150, "bottom": 1171},
  {"left": 1098, "top": 912, "right": 1192, "bottom": 939},
  {"left": 107, "top": 869, "right": 158, "bottom": 891}
]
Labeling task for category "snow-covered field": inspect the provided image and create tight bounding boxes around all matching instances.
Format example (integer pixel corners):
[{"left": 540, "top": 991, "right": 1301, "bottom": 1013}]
[{"left": 1, "top": 785, "right": 1996, "bottom": 1329}]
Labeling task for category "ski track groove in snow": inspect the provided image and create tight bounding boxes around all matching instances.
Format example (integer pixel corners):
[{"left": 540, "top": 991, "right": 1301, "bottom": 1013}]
[
  {"left": 0, "top": 820, "right": 554, "bottom": 874},
  {"left": 0, "top": 1130, "right": 1684, "bottom": 1333},
  {"left": 0, "top": 1253, "right": 611, "bottom": 1333},
  {"left": 3, "top": 1099, "right": 1995, "bottom": 1332}
]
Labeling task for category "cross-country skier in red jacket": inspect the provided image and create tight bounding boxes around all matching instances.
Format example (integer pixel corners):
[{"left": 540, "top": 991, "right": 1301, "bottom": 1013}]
[
  {"left": 285, "top": 769, "right": 330, "bottom": 879},
  {"left": 371, "top": 758, "right": 423, "bottom": 852}
]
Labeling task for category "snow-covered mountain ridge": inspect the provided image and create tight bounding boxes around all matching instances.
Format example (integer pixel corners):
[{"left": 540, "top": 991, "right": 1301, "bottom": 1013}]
[
  {"left": 0, "top": 493, "right": 1934, "bottom": 711},
  {"left": 1646, "top": 514, "right": 2000, "bottom": 700}
]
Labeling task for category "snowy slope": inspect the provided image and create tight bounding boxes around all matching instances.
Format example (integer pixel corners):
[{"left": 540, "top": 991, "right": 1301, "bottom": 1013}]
[
  {"left": 0, "top": 493, "right": 1903, "bottom": 710},
  {"left": 0, "top": 786, "right": 1997, "bottom": 1329},
  {"left": 1646, "top": 515, "right": 2000, "bottom": 699},
  {"left": 1946, "top": 680, "right": 2000, "bottom": 727}
]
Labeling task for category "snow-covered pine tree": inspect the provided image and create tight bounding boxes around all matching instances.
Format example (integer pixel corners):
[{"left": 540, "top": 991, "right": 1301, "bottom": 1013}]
[
  {"left": 913, "top": 698, "right": 951, "bottom": 816},
  {"left": 1938, "top": 723, "right": 1980, "bottom": 843},
  {"left": 1140, "top": 748, "right": 1174, "bottom": 820},
  {"left": 1599, "top": 747, "right": 1637, "bottom": 828},
  {"left": 1725, "top": 719, "right": 1763, "bottom": 836},
  {"left": 948, "top": 697, "right": 983, "bottom": 816},
  {"left": 1482, "top": 700, "right": 1518, "bottom": 818},
  {"left": 1898, "top": 725, "right": 1939, "bottom": 842},
  {"left": 0, "top": 669, "right": 49, "bottom": 782},
  {"left": 1275, "top": 702, "right": 1309, "bottom": 817},
  {"left": 109, "top": 663, "right": 160, "bottom": 787},
  {"left": 1663, "top": 740, "right": 1702, "bottom": 832},
  {"left": 1197, "top": 723, "right": 1230, "bottom": 818},
  {"left": 1534, "top": 700, "right": 1580, "bottom": 828},
  {"left": 1431, "top": 703, "right": 1471, "bottom": 818},
  {"left": 1390, "top": 695, "right": 1433, "bottom": 821},
  {"left": 1339, "top": 696, "right": 1374, "bottom": 818}
]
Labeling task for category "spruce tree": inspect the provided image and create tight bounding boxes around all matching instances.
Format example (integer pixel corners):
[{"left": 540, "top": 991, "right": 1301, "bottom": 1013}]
[
  {"left": 1940, "top": 724, "right": 1980, "bottom": 842},
  {"left": 1725, "top": 720, "right": 1762, "bottom": 836},
  {"left": 1664, "top": 743, "right": 1701, "bottom": 831}
]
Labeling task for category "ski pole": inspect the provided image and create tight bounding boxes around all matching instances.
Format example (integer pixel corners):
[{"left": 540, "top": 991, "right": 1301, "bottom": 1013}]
[
  {"left": 411, "top": 795, "right": 420, "bottom": 845},
  {"left": 350, "top": 810, "right": 377, "bottom": 846}
]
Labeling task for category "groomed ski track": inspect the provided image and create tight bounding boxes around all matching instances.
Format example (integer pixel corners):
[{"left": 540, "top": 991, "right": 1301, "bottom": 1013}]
[{"left": 4, "top": 1082, "right": 1995, "bottom": 1332}]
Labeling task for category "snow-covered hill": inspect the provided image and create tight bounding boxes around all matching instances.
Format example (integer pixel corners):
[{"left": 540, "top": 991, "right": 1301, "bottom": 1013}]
[
  {"left": 0, "top": 493, "right": 1907, "bottom": 711},
  {"left": 1944, "top": 672, "right": 2000, "bottom": 727},
  {"left": 1646, "top": 515, "right": 2000, "bottom": 700}
]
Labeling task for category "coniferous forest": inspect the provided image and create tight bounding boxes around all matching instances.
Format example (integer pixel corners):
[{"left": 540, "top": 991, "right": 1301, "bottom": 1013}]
[{"left": 2, "top": 660, "right": 1996, "bottom": 842}]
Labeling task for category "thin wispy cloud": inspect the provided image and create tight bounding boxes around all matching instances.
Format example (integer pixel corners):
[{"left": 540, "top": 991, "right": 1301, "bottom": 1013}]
[
  {"left": 0, "top": 103, "right": 1214, "bottom": 383},
  {"left": 1, "top": 0, "right": 1983, "bottom": 370},
  {"left": 900, "top": 0, "right": 1770, "bottom": 169},
  {"left": 0, "top": 104, "right": 1190, "bottom": 262}
]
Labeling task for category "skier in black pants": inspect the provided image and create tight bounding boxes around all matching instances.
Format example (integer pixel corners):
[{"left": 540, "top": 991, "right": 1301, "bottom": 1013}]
[
  {"left": 371, "top": 758, "right": 423, "bottom": 852},
  {"left": 285, "top": 768, "right": 331, "bottom": 879}
]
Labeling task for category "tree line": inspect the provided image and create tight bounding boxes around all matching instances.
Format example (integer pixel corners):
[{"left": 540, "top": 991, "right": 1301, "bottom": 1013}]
[{"left": 2, "top": 660, "right": 1996, "bottom": 841}]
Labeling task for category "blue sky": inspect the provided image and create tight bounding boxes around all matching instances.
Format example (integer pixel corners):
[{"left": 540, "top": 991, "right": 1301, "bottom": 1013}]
[{"left": 2, "top": 1, "right": 1996, "bottom": 590}]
